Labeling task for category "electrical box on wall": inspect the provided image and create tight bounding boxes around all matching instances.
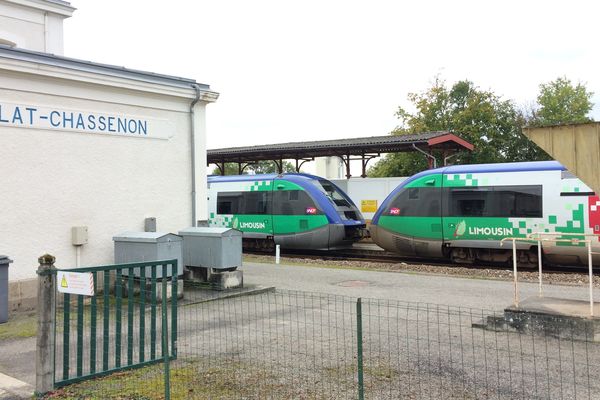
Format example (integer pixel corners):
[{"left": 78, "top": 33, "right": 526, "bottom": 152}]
[
  {"left": 144, "top": 217, "right": 157, "bottom": 232},
  {"left": 71, "top": 226, "right": 88, "bottom": 245}
]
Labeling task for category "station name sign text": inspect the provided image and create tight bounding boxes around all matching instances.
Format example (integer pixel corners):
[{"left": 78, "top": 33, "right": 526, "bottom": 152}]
[{"left": 0, "top": 102, "right": 173, "bottom": 139}]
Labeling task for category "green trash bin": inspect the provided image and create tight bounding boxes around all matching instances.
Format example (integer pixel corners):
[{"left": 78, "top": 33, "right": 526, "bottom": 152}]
[{"left": 0, "top": 255, "right": 12, "bottom": 324}]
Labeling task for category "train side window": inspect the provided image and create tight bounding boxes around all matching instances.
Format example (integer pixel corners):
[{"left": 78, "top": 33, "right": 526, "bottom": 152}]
[
  {"left": 446, "top": 188, "right": 491, "bottom": 217},
  {"left": 387, "top": 187, "right": 440, "bottom": 216},
  {"left": 242, "top": 191, "right": 271, "bottom": 214},
  {"left": 444, "top": 185, "right": 542, "bottom": 218},
  {"left": 273, "top": 190, "right": 319, "bottom": 215},
  {"left": 217, "top": 192, "right": 242, "bottom": 214}
]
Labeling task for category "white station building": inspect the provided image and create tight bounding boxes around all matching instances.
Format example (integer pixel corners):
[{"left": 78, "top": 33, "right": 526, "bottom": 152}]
[{"left": 0, "top": 0, "right": 218, "bottom": 311}]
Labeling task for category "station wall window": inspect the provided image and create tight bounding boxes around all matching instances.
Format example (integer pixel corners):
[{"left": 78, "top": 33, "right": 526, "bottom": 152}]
[
  {"left": 443, "top": 185, "right": 542, "bottom": 218},
  {"left": 386, "top": 187, "right": 441, "bottom": 216},
  {"left": 273, "top": 190, "right": 320, "bottom": 215}
]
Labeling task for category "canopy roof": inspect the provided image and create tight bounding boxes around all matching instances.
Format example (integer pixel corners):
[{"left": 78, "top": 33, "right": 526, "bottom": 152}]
[{"left": 208, "top": 131, "right": 474, "bottom": 177}]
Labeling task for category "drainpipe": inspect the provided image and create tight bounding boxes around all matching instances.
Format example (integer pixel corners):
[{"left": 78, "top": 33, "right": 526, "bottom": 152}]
[{"left": 190, "top": 84, "right": 202, "bottom": 227}]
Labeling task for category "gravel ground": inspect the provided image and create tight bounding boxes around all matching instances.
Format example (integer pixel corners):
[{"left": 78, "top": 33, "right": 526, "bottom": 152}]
[{"left": 245, "top": 254, "right": 600, "bottom": 288}]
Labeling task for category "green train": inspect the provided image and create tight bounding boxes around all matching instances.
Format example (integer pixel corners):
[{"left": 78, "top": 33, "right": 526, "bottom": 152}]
[
  {"left": 207, "top": 173, "right": 366, "bottom": 250},
  {"left": 370, "top": 161, "right": 600, "bottom": 266}
]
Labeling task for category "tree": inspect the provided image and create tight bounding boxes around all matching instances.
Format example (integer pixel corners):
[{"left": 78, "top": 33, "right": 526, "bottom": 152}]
[
  {"left": 369, "top": 77, "right": 548, "bottom": 177},
  {"left": 535, "top": 77, "right": 593, "bottom": 125},
  {"left": 210, "top": 160, "right": 296, "bottom": 175}
]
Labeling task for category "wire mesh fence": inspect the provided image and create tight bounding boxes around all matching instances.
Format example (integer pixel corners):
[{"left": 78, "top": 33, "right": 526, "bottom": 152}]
[{"left": 43, "top": 281, "right": 600, "bottom": 399}]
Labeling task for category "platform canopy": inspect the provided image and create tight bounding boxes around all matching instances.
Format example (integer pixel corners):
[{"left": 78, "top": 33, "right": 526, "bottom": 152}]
[{"left": 208, "top": 131, "right": 474, "bottom": 178}]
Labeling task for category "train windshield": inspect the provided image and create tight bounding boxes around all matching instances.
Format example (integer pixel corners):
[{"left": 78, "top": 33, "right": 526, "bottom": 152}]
[{"left": 314, "top": 179, "right": 363, "bottom": 221}]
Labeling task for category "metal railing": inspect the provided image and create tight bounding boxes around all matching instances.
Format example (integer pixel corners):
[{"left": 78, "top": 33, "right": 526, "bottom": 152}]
[{"left": 501, "top": 233, "right": 598, "bottom": 316}]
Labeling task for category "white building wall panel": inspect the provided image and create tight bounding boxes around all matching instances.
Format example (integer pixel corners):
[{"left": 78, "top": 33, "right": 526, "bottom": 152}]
[{"left": 0, "top": 77, "right": 201, "bottom": 281}]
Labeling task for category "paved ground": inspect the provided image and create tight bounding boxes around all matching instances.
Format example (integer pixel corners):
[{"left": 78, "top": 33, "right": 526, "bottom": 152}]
[
  {"left": 241, "top": 261, "right": 600, "bottom": 311},
  {"left": 2, "top": 260, "right": 600, "bottom": 398}
]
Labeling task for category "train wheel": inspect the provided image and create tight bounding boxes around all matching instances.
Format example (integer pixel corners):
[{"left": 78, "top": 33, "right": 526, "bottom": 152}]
[{"left": 450, "top": 248, "right": 475, "bottom": 264}]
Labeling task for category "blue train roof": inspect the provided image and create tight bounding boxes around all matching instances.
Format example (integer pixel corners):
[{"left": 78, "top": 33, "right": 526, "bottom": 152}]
[
  {"left": 208, "top": 172, "right": 325, "bottom": 183},
  {"left": 371, "top": 161, "right": 565, "bottom": 225},
  {"left": 439, "top": 160, "right": 565, "bottom": 174}
]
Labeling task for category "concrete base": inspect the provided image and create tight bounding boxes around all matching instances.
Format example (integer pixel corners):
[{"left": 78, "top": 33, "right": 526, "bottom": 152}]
[
  {"left": 209, "top": 270, "right": 243, "bottom": 290},
  {"left": 475, "top": 296, "right": 600, "bottom": 342},
  {"left": 120, "top": 277, "right": 184, "bottom": 301},
  {"left": 8, "top": 279, "right": 37, "bottom": 313}
]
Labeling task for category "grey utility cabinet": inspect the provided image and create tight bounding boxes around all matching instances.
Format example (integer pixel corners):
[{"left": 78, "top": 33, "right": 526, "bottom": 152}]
[
  {"left": 178, "top": 227, "right": 242, "bottom": 269},
  {"left": 0, "top": 255, "right": 13, "bottom": 324},
  {"left": 113, "top": 232, "right": 182, "bottom": 278}
]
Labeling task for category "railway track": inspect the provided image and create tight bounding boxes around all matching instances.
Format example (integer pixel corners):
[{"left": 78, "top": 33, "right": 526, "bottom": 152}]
[{"left": 245, "top": 246, "right": 599, "bottom": 274}]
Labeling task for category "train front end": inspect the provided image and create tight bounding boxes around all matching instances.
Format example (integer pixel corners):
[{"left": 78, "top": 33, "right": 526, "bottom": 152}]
[{"left": 280, "top": 175, "right": 367, "bottom": 249}]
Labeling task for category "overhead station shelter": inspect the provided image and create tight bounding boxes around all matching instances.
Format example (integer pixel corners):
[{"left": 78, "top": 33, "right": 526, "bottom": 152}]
[{"left": 208, "top": 131, "right": 474, "bottom": 178}]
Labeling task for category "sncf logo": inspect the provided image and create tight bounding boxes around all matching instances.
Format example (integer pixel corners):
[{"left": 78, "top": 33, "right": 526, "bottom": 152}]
[
  {"left": 306, "top": 207, "right": 317, "bottom": 215},
  {"left": 389, "top": 208, "right": 400, "bottom": 215}
]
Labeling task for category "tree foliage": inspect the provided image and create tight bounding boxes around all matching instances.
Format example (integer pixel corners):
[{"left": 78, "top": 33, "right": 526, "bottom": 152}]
[
  {"left": 535, "top": 77, "right": 593, "bottom": 125},
  {"left": 210, "top": 160, "right": 296, "bottom": 176},
  {"left": 369, "top": 77, "right": 549, "bottom": 177}
]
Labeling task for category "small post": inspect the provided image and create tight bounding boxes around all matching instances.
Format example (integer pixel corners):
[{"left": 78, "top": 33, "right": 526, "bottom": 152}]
[
  {"left": 356, "top": 298, "right": 364, "bottom": 400},
  {"left": 275, "top": 245, "right": 280, "bottom": 265},
  {"left": 512, "top": 239, "right": 519, "bottom": 307},
  {"left": 537, "top": 240, "right": 543, "bottom": 297},
  {"left": 162, "top": 264, "right": 171, "bottom": 400},
  {"left": 36, "top": 254, "right": 56, "bottom": 395},
  {"left": 588, "top": 241, "right": 594, "bottom": 317}
]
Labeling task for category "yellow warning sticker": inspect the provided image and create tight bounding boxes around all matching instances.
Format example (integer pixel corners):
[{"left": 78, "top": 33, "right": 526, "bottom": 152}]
[
  {"left": 361, "top": 200, "right": 378, "bottom": 213},
  {"left": 57, "top": 271, "right": 94, "bottom": 296}
]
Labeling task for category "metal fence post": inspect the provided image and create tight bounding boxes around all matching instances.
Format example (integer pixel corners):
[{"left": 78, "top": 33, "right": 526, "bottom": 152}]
[
  {"left": 162, "top": 264, "right": 171, "bottom": 400},
  {"left": 36, "top": 254, "right": 56, "bottom": 395},
  {"left": 356, "top": 298, "right": 364, "bottom": 400}
]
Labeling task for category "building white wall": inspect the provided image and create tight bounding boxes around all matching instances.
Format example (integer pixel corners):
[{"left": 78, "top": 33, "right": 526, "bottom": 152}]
[
  {"left": 315, "top": 156, "right": 343, "bottom": 179},
  {"left": 0, "top": 0, "right": 74, "bottom": 54},
  {"left": 0, "top": 61, "right": 215, "bottom": 283},
  {"left": 330, "top": 177, "right": 407, "bottom": 221}
]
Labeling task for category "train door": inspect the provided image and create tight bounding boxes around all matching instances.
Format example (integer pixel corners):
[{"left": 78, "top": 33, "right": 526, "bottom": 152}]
[
  {"left": 271, "top": 178, "right": 329, "bottom": 248},
  {"left": 235, "top": 189, "right": 274, "bottom": 237},
  {"left": 213, "top": 182, "right": 274, "bottom": 238},
  {"left": 378, "top": 175, "right": 444, "bottom": 257}
]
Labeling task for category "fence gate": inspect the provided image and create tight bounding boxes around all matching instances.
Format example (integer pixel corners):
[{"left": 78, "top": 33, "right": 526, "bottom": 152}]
[{"left": 53, "top": 260, "right": 178, "bottom": 388}]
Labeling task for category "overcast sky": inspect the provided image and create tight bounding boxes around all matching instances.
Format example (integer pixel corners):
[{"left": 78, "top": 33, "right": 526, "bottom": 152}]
[{"left": 64, "top": 0, "right": 600, "bottom": 152}]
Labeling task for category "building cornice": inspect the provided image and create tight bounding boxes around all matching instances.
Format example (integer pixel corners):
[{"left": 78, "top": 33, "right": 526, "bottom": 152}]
[
  {"left": 4, "top": 0, "right": 75, "bottom": 17},
  {"left": 0, "top": 46, "right": 219, "bottom": 102}
]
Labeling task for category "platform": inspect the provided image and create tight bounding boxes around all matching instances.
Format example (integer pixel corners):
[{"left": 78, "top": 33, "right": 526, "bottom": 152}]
[{"left": 475, "top": 296, "right": 600, "bottom": 342}]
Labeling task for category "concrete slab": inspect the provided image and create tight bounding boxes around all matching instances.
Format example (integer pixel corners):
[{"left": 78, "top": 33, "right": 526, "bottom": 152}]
[
  {"left": 0, "top": 372, "right": 34, "bottom": 399},
  {"left": 507, "top": 296, "right": 600, "bottom": 318},
  {"left": 476, "top": 296, "right": 600, "bottom": 341},
  {"left": 181, "top": 283, "right": 274, "bottom": 305}
]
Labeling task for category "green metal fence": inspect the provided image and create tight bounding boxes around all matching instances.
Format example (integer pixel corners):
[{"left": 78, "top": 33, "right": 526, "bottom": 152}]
[{"left": 53, "top": 260, "right": 178, "bottom": 388}]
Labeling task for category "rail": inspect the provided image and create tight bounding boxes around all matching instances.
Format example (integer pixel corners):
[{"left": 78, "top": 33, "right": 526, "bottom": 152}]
[{"left": 500, "top": 233, "right": 597, "bottom": 317}]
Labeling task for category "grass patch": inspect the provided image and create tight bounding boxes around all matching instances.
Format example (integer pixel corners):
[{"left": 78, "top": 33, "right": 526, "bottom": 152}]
[
  {"left": 43, "top": 359, "right": 332, "bottom": 400},
  {"left": 0, "top": 311, "right": 37, "bottom": 339}
]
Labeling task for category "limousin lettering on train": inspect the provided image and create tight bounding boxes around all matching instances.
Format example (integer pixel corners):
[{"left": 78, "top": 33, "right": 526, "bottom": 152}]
[
  {"left": 0, "top": 104, "right": 148, "bottom": 136},
  {"left": 239, "top": 222, "right": 266, "bottom": 229},
  {"left": 468, "top": 227, "right": 513, "bottom": 236}
]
